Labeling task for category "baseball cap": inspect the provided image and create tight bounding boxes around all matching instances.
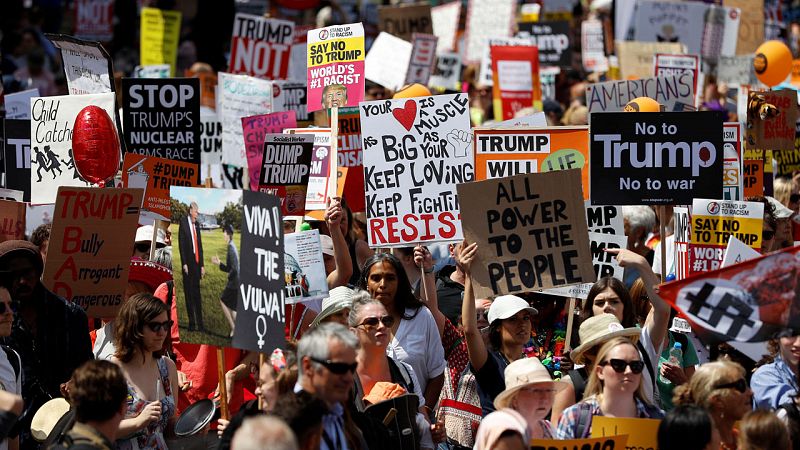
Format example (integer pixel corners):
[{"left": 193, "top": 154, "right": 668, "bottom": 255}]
[{"left": 487, "top": 295, "right": 538, "bottom": 324}]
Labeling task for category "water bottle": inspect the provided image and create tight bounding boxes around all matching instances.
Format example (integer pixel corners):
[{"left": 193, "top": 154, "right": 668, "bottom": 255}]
[{"left": 660, "top": 342, "right": 683, "bottom": 385}]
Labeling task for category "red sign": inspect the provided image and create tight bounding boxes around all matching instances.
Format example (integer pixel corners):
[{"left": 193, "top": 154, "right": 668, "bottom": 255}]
[
  {"left": 228, "top": 13, "right": 294, "bottom": 80},
  {"left": 74, "top": 0, "right": 114, "bottom": 41},
  {"left": 490, "top": 45, "right": 541, "bottom": 120}
]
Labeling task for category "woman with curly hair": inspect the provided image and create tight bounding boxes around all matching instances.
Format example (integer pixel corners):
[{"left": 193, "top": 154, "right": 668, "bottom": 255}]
[
  {"left": 674, "top": 360, "right": 754, "bottom": 450},
  {"left": 112, "top": 293, "right": 178, "bottom": 450}
]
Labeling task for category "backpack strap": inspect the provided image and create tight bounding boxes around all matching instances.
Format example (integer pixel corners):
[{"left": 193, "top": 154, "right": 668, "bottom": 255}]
[
  {"left": 575, "top": 402, "right": 594, "bottom": 439},
  {"left": 568, "top": 368, "right": 588, "bottom": 402},
  {"left": 636, "top": 340, "right": 658, "bottom": 402},
  {"left": 388, "top": 358, "right": 415, "bottom": 395},
  {"left": 1, "top": 345, "right": 20, "bottom": 385}
]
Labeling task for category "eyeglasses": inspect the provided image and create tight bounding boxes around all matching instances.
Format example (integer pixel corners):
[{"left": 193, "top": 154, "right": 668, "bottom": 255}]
[
  {"left": 145, "top": 320, "right": 173, "bottom": 333},
  {"left": 763, "top": 230, "right": 775, "bottom": 241},
  {"left": 0, "top": 301, "right": 16, "bottom": 315},
  {"left": 309, "top": 356, "right": 358, "bottom": 375},
  {"left": 599, "top": 359, "right": 645, "bottom": 374},
  {"left": 357, "top": 315, "right": 395, "bottom": 329},
  {"left": 714, "top": 378, "right": 748, "bottom": 393}
]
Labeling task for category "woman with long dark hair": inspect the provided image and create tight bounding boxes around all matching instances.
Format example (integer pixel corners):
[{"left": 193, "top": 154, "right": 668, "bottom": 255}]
[{"left": 112, "top": 293, "right": 178, "bottom": 450}]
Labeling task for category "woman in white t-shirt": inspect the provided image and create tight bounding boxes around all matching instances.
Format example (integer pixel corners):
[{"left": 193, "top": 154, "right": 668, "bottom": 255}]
[{"left": 358, "top": 250, "right": 446, "bottom": 416}]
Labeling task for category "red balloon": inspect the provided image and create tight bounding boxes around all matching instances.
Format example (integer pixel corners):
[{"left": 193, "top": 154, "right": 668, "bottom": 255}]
[{"left": 72, "top": 106, "right": 120, "bottom": 185}]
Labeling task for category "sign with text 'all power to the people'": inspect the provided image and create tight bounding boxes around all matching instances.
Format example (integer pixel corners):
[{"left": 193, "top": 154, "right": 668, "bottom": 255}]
[
  {"left": 590, "top": 111, "right": 724, "bottom": 205},
  {"left": 360, "top": 93, "right": 472, "bottom": 247},
  {"left": 229, "top": 14, "right": 294, "bottom": 79}
]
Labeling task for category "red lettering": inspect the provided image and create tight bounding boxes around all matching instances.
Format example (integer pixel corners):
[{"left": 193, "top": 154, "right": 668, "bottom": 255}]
[
  {"left": 58, "top": 190, "right": 78, "bottom": 219},
  {"left": 385, "top": 217, "right": 400, "bottom": 244},
  {"left": 438, "top": 212, "right": 456, "bottom": 239},
  {"left": 369, "top": 218, "right": 386, "bottom": 244},
  {"left": 63, "top": 226, "right": 82, "bottom": 253},
  {"left": 401, "top": 215, "right": 418, "bottom": 242},
  {"left": 54, "top": 255, "right": 77, "bottom": 281},
  {"left": 419, "top": 214, "right": 435, "bottom": 241},
  {"left": 52, "top": 281, "right": 72, "bottom": 300}
]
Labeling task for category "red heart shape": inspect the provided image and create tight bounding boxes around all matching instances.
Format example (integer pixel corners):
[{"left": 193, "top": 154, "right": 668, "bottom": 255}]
[{"left": 392, "top": 100, "right": 417, "bottom": 131}]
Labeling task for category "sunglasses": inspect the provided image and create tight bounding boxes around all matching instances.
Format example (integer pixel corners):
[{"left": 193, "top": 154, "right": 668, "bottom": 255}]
[
  {"left": 0, "top": 301, "right": 15, "bottom": 315},
  {"left": 763, "top": 230, "right": 775, "bottom": 241},
  {"left": 714, "top": 378, "right": 748, "bottom": 393},
  {"left": 600, "top": 358, "right": 645, "bottom": 374},
  {"left": 309, "top": 356, "right": 358, "bottom": 375},
  {"left": 357, "top": 315, "right": 395, "bottom": 329},
  {"left": 145, "top": 320, "right": 173, "bottom": 333}
]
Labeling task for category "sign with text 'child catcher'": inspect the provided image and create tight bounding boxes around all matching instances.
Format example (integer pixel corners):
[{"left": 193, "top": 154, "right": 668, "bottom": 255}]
[
  {"left": 229, "top": 14, "right": 294, "bottom": 80},
  {"left": 307, "top": 23, "right": 365, "bottom": 113},
  {"left": 360, "top": 93, "right": 472, "bottom": 247},
  {"left": 43, "top": 187, "right": 143, "bottom": 318},
  {"left": 232, "top": 190, "right": 285, "bottom": 353},
  {"left": 590, "top": 111, "right": 724, "bottom": 205},
  {"left": 122, "top": 78, "right": 201, "bottom": 180},
  {"left": 458, "top": 169, "right": 595, "bottom": 299}
]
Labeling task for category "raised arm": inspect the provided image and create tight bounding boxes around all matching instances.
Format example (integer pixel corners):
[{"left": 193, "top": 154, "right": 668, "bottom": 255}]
[
  {"left": 414, "top": 245, "right": 446, "bottom": 337},
  {"left": 458, "top": 242, "right": 489, "bottom": 371},
  {"left": 325, "top": 197, "right": 353, "bottom": 288}
]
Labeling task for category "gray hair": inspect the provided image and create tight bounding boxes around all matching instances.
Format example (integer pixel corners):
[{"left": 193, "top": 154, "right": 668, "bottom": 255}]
[
  {"left": 231, "top": 416, "right": 297, "bottom": 450},
  {"left": 153, "top": 246, "right": 172, "bottom": 268},
  {"left": 347, "top": 289, "right": 383, "bottom": 327},
  {"left": 622, "top": 205, "right": 656, "bottom": 239},
  {"left": 297, "top": 322, "right": 359, "bottom": 381}
]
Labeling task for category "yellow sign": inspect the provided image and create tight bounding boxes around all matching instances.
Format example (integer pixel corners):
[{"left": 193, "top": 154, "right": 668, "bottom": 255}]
[
  {"left": 532, "top": 435, "right": 628, "bottom": 450},
  {"left": 591, "top": 416, "right": 660, "bottom": 450},
  {"left": 140, "top": 7, "right": 181, "bottom": 76}
]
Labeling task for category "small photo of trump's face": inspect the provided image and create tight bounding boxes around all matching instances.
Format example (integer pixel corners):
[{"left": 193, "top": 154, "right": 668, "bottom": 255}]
[{"left": 322, "top": 84, "right": 347, "bottom": 108}]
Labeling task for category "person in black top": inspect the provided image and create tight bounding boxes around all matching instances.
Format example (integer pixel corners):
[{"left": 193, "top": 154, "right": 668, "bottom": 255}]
[
  {"left": 0, "top": 240, "right": 92, "bottom": 450},
  {"left": 212, "top": 224, "right": 239, "bottom": 336}
]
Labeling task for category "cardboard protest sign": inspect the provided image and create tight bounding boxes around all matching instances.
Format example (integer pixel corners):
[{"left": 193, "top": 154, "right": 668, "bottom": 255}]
[
  {"left": 458, "top": 170, "right": 595, "bottom": 299},
  {"left": 43, "top": 187, "right": 143, "bottom": 318},
  {"left": 306, "top": 23, "right": 365, "bottom": 113},
  {"left": 30, "top": 92, "right": 116, "bottom": 204},
  {"left": 659, "top": 245, "right": 800, "bottom": 342},
  {"left": 716, "top": 55, "right": 757, "bottom": 85},
  {"left": 674, "top": 206, "right": 691, "bottom": 280},
  {"left": 722, "top": 236, "right": 761, "bottom": 268},
  {"left": 197, "top": 72, "right": 217, "bottom": 110},
  {"left": 258, "top": 134, "right": 313, "bottom": 217},
  {"left": 532, "top": 436, "right": 628, "bottom": 450},
  {"left": 360, "top": 93, "right": 472, "bottom": 247},
  {"left": 378, "top": 3, "right": 433, "bottom": 41},
  {"left": 615, "top": 41, "right": 684, "bottom": 80},
  {"left": 590, "top": 111, "right": 725, "bottom": 205},
  {"left": 134, "top": 65, "right": 170, "bottom": 79},
  {"left": 200, "top": 109, "right": 222, "bottom": 166},
  {"left": 429, "top": 52, "right": 462, "bottom": 91},
  {"left": 591, "top": 416, "right": 660, "bottom": 450},
  {"left": 585, "top": 73, "right": 695, "bottom": 113},
  {"left": 405, "top": 33, "right": 438, "bottom": 86},
  {"left": 517, "top": 21, "right": 571, "bottom": 68},
  {"left": 3, "top": 120, "right": 31, "bottom": 202},
  {"left": 122, "top": 153, "right": 199, "bottom": 222},
  {"left": 654, "top": 54, "right": 700, "bottom": 105},
  {"left": 545, "top": 231, "right": 627, "bottom": 299},
  {"left": 463, "top": 0, "right": 516, "bottom": 64},
  {"left": 218, "top": 72, "right": 273, "bottom": 168},
  {"left": 140, "top": 7, "right": 181, "bottom": 76},
  {"left": 473, "top": 127, "right": 590, "bottom": 200},
  {"left": 4, "top": 89, "right": 39, "bottom": 120},
  {"left": 242, "top": 111, "right": 297, "bottom": 192},
  {"left": 581, "top": 20, "right": 608, "bottom": 73},
  {"left": 490, "top": 45, "right": 542, "bottom": 121},
  {"left": 775, "top": 144, "right": 800, "bottom": 176},
  {"left": 0, "top": 200, "right": 26, "bottom": 242},
  {"left": 74, "top": 0, "right": 114, "bottom": 41},
  {"left": 284, "top": 229, "right": 329, "bottom": 306},
  {"left": 228, "top": 14, "right": 295, "bottom": 79},
  {"left": 632, "top": 1, "right": 707, "bottom": 55},
  {"left": 689, "top": 199, "right": 764, "bottom": 275},
  {"left": 122, "top": 78, "right": 201, "bottom": 178},
  {"left": 364, "top": 32, "right": 412, "bottom": 91},
  {"left": 274, "top": 81, "right": 310, "bottom": 123},
  {"left": 170, "top": 187, "right": 243, "bottom": 347},
  {"left": 479, "top": 37, "right": 536, "bottom": 88},
  {"left": 232, "top": 190, "right": 285, "bottom": 353},
  {"left": 746, "top": 90, "right": 799, "bottom": 153},
  {"left": 743, "top": 159, "right": 764, "bottom": 197},
  {"left": 337, "top": 107, "right": 365, "bottom": 212},
  {"left": 286, "top": 128, "right": 335, "bottom": 212},
  {"left": 724, "top": 0, "right": 763, "bottom": 55},
  {"left": 723, "top": 122, "right": 743, "bottom": 201},
  {"left": 431, "top": 1, "right": 460, "bottom": 54},
  {"left": 45, "top": 35, "right": 114, "bottom": 95}
]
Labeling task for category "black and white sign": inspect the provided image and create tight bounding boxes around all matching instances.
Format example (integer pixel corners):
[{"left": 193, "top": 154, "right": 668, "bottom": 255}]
[
  {"left": 2, "top": 120, "right": 30, "bottom": 202},
  {"left": 518, "top": 21, "right": 571, "bottom": 68}
]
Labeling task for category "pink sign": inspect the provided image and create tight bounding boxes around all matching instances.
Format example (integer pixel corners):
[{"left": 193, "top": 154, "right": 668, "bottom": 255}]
[{"left": 241, "top": 111, "right": 297, "bottom": 191}]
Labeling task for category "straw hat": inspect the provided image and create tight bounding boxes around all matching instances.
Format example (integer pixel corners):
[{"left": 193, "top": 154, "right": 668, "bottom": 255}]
[
  {"left": 310, "top": 286, "right": 354, "bottom": 327},
  {"left": 569, "top": 314, "right": 640, "bottom": 365},
  {"left": 494, "top": 357, "right": 568, "bottom": 409},
  {"left": 487, "top": 295, "right": 538, "bottom": 324},
  {"left": 30, "top": 397, "right": 70, "bottom": 441}
]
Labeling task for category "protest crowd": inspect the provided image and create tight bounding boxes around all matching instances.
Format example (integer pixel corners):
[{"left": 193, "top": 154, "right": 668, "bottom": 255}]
[{"left": 2, "top": 0, "right": 800, "bottom": 449}]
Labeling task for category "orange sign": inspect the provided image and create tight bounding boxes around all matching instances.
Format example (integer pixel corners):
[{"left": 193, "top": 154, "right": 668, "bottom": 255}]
[
  {"left": 743, "top": 159, "right": 764, "bottom": 197},
  {"left": 122, "top": 153, "right": 200, "bottom": 222},
  {"left": 473, "top": 126, "right": 590, "bottom": 199}
]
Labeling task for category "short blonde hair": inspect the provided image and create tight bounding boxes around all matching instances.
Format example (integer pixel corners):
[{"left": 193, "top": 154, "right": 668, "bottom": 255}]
[
  {"left": 673, "top": 360, "right": 745, "bottom": 411},
  {"left": 583, "top": 337, "right": 649, "bottom": 404}
]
